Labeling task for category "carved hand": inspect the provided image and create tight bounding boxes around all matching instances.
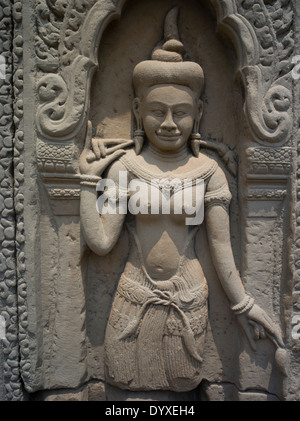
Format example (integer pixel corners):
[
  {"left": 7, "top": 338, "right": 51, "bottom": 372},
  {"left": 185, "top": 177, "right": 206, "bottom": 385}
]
[
  {"left": 79, "top": 121, "right": 134, "bottom": 176},
  {"left": 236, "top": 303, "right": 284, "bottom": 352}
]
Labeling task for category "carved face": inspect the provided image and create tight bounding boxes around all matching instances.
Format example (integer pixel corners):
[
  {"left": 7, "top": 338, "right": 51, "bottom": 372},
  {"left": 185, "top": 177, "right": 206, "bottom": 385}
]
[{"left": 134, "top": 84, "right": 201, "bottom": 153}]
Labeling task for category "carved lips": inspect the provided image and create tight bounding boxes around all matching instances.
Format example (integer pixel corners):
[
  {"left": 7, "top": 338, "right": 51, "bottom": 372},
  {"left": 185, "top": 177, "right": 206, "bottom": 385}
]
[{"left": 156, "top": 130, "right": 182, "bottom": 141}]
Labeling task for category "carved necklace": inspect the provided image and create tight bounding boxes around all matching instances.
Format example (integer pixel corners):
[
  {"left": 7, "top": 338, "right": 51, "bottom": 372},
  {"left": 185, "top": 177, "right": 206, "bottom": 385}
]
[{"left": 120, "top": 149, "right": 218, "bottom": 187}]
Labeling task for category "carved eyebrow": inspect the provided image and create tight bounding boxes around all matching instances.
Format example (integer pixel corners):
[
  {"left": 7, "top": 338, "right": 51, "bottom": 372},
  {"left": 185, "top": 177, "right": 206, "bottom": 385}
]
[
  {"left": 173, "top": 103, "right": 194, "bottom": 109},
  {"left": 148, "top": 101, "right": 165, "bottom": 108},
  {"left": 148, "top": 101, "right": 193, "bottom": 108}
]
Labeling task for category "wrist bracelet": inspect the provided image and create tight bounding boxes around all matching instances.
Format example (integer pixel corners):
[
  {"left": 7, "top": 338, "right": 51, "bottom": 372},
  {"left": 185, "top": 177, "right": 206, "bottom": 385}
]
[
  {"left": 231, "top": 295, "right": 255, "bottom": 315},
  {"left": 80, "top": 174, "right": 102, "bottom": 188}
]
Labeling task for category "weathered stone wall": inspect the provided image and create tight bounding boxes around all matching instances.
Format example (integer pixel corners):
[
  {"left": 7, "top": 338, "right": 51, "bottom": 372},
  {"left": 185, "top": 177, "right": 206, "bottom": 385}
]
[{"left": 0, "top": 0, "right": 299, "bottom": 401}]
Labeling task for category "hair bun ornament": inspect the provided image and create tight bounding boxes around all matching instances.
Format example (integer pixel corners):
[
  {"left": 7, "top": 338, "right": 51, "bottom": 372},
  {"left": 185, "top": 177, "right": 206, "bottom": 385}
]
[
  {"left": 151, "top": 7, "right": 184, "bottom": 62},
  {"left": 133, "top": 6, "right": 204, "bottom": 97},
  {"left": 151, "top": 42, "right": 184, "bottom": 62}
]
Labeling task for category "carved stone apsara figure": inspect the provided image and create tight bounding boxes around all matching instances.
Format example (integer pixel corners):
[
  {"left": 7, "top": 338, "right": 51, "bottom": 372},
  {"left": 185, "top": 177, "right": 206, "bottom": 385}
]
[{"left": 79, "top": 8, "right": 285, "bottom": 396}]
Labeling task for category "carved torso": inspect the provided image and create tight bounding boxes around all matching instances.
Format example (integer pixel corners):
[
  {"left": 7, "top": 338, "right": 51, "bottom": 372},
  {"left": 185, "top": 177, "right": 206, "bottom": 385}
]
[
  {"left": 103, "top": 149, "right": 232, "bottom": 391},
  {"left": 116, "top": 149, "right": 231, "bottom": 279}
]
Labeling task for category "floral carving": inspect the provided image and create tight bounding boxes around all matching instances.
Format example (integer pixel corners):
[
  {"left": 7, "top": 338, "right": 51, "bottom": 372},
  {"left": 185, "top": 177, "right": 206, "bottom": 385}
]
[
  {"left": 237, "top": 0, "right": 294, "bottom": 144},
  {"left": 35, "top": 0, "right": 66, "bottom": 72}
]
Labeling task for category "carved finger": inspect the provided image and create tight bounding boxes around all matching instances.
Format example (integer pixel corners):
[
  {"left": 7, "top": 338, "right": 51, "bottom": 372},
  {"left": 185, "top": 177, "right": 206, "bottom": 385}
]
[
  {"left": 250, "top": 306, "right": 279, "bottom": 340},
  {"left": 99, "top": 140, "right": 107, "bottom": 158},
  {"left": 104, "top": 138, "right": 132, "bottom": 146},
  {"left": 249, "top": 321, "right": 260, "bottom": 341},
  {"left": 84, "top": 120, "right": 93, "bottom": 151},
  {"left": 274, "top": 332, "right": 285, "bottom": 349},
  {"left": 259, "top": 325, "right": 266, "bottom": 340},
  {"left": 266, "top": 329, "right": 285, "bottom": 349},
  {"left": 106, "top": 149, "right": 127, "bottom": 163},
  {"left": 105, "top": 140, "right": 134, "bottom": 155},
  {"left": 86, "top": 150, "right": 97, "bottom": 163},
  {"left": 92, "top": 138, "right": 101, "bottom": 159},
  {"left": 259, "top": 315, "right": 284, "bottom": 347}
]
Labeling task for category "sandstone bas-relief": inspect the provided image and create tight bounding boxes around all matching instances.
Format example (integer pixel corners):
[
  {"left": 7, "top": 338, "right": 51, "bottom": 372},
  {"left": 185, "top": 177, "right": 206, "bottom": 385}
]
[
  {"left": 1, "top": 0, "right": 298, "bottom": 401},
  {"left": 79, "top": 7, "right": 286, "bottom": 398}
]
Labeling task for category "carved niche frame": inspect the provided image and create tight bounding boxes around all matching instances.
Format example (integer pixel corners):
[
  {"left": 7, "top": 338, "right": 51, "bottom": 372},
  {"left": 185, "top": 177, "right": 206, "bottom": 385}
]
[{"left": 9, "top": 0, "right": 297, "bottom": 399}]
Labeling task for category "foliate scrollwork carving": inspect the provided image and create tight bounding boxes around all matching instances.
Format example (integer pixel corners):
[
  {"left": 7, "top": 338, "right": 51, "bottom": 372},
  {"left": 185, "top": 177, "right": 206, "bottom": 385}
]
[
  {"left": 239, "top": 0, "right": 294, "bottom": 72},
  {"left": 35, "top": 0, "right": 102, "bottom": 143},
  {"left": 36, "top": 56, "right": 95, "bottom": 141},
  {"left": 243, "top": 70, "right": 292, "bottom": 145},
  {"left": 59, "top": 0, "right": 98, "bottom": 68},
  {"left": 236, "top": 0, "right": 294, "bottom": 145},
  {"left": 35, "top": 0, "right": 66, "bottom": 72}
]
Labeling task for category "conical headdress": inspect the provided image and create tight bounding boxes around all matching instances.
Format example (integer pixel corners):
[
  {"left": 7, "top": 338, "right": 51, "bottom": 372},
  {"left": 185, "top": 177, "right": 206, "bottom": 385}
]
[{"left": 133, "top": 7, "right": 204, "bottom": 97}]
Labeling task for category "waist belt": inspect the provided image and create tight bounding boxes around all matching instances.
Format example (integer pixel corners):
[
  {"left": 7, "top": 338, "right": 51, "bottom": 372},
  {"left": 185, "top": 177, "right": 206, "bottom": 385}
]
[{"left": 117, "top": 274, "right": 205, "bottom": 363}]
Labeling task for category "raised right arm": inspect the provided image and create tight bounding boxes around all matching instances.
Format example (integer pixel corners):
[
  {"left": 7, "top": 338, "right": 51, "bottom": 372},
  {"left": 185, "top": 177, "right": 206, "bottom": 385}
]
[
  {"left": 79, "top": 121, "right": 129, "bottom": 256},
  {"left": 80, "top": 160, "right": 127, "bottom": 256}
]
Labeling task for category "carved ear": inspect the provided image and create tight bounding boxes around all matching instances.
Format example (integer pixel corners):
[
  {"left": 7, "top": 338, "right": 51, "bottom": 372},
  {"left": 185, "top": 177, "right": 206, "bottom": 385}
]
[
  {"left": 133, "top": 97, "right": 142, "bottom": 130},
  {"left": 190, "top": 99, "right": 203, "bottom": 157},
  {"left": 193, "top": 99, "right": 203, "bottom": 134},
  {"left": 132, "top": 97, "right": 145, "bottom": 155}
]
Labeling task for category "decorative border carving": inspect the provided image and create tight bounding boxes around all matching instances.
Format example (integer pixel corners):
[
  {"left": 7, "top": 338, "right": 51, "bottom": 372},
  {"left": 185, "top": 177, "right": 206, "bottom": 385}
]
[
  {"left": 247, "top": 188, "right": 287, "bottom": 201},
  {"left": 42, "top": 175, "right": 81, "bottom": 215},
  {"left": 37, "top": 141, "right": 75, "bottom": 173},
  {"left": 246, "top": 147, "right": 293, "bottom": 177},
  {"left": 13, "top": 0, "right": 32, "bottom": 395},
  {"left": 0, "top": 0, "right": 24, "bottom": 401},
  {"left": 47, "top": 188, "right": 80, "bottom": 199}
]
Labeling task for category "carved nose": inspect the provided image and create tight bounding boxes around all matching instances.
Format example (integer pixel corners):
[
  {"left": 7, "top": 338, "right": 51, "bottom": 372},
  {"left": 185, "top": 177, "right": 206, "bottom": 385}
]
[{"left": 161, "top": 109, "right": 177, "bottom": 131}]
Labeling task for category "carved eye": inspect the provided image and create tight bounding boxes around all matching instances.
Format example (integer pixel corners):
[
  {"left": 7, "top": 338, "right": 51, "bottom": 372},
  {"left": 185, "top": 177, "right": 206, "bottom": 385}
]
[
  {"left": 174, "top": 111, "right": 186, "bottom": 117},
  {"left": 152, "top": 109, "right": 165, "bottom": 117}
]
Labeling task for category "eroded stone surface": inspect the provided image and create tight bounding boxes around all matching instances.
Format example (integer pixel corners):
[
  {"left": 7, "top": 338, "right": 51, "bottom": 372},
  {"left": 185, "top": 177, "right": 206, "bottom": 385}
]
[{"left": 0, "top": 0, "right": 299, "bottom": 401}]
